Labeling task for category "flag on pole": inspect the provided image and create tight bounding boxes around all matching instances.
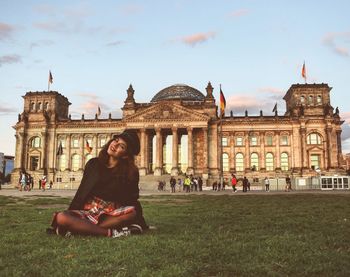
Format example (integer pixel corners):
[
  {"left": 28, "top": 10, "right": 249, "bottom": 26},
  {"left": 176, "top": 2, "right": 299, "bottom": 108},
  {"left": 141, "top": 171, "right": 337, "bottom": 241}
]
[
  {"left": 85, "top": 140, "right": 93, "bottom": 153},
  {"left": 301, "top": 62, "right": 306, "bottom": 82},
  {"left": 56, "top": 141, "right": 63, "bottom": 156},
  {"left": 220, "top": 85, "right": 226, "bottom": 117},
  {"left": 49, "top": 71, "right": 53, "bottom": 84},
  {"left": 97, "top": 106, "right": 101, "bottom": 116},
  {"left": 272, "top": 103, "right": 277, "bottom": 113}
]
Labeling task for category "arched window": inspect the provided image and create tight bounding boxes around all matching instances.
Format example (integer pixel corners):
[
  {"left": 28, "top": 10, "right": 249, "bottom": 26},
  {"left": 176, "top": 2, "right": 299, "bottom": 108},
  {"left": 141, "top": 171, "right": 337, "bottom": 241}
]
[
  {"left": 281, "top": 152, "right": 289, "bottom": 171},
  {"left": 59, "top": 155, "right": 66, "bottom": 171},
  {"left": 85, "top": 154, "right": 92, "bottom": 165},
  {"left": 36, "top": 102, "right": 42, "bottom": 111},
  {"left": 265, "top": 153, "right": 274, "bottom": 171},
  {"left": 307, "top": 133, "right": 322, "bottom": 145},
  {"left": 71, "top": 154, "right": 80, "bottom": 172},
  {"left": 235, "top": 153, "right": 244, "bottom": 171},
  {"left": 31, "top": 136, "right": 41, "bottom": 148},
  {"left": 30, "top": 102, "right": 35, "bottom": 111},
  {"left": 300, "top": 96, "right": 305, "bottom": 104},
  {"left": 317, "top": 95, "right": 322, "bottom": 104},
  {"left": 99, "top": 136, "right": 107, "bottom": 148},
  {"left": 308, "top": 95, "right": 313, "bottom": 104},
  {"left": 222, "top": 153, "right": 229, "bottom": 172},
  {"left": 250, "top": 153, "right": 259, "bottom": 171},
  {"left": 44, "top": 102, "right": 49, "bottom": 110}
]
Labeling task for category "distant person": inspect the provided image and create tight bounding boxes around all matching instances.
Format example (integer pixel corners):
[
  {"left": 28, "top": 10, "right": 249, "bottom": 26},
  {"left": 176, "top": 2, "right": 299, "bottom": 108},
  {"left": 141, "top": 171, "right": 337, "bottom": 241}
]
[
  {"left": 243, "top": 176, "right": 248, "bottom": 192},
  {"left": 170, "top": 176, "right": 176, "bottom": 193},
  {"left": 41, "top": 175, "right": 47, "bottom": 191},
  {"left": 198, "top": 177, "right": 203, "bottom": 192},
  {"left": 285, "top": 175, "right": 292, "bottom": 192},
  {"left": 49, "top": 181, "right": 53, "bottom": 189},
  {"left": 177, "top": 178, "right": 182, "bottom": 192},
  {"left": 231, "top": 174, "right": 237, "bottom": 192},
  {"left": 264, "top": 177, "right": 270, "bottom": 192}
]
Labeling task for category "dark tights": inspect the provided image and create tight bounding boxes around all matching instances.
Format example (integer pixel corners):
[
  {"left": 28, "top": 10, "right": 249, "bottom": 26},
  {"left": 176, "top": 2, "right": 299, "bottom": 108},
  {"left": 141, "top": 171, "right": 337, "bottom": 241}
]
[{"left": 55, "top": 209, "right": 136, "bottom": 236}]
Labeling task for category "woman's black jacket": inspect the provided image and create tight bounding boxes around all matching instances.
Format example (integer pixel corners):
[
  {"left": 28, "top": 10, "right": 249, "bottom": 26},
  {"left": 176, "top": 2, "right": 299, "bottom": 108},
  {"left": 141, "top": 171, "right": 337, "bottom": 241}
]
[{"left": 68, "top": 158, "right": 148, "bottom": 229}]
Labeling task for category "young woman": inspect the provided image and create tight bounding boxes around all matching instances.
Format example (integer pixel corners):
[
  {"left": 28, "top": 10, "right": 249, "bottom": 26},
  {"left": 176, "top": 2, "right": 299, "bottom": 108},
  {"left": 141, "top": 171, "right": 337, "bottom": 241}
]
[{"left": 49, "top": 130, "right": 148, "bottom": 238}]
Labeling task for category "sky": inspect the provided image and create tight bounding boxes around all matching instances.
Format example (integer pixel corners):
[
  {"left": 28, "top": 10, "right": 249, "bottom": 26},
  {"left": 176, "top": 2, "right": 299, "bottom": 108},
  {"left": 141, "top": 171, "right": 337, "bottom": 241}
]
[{"left": 1, "top": 0, "right": 350, "bottom": 156}]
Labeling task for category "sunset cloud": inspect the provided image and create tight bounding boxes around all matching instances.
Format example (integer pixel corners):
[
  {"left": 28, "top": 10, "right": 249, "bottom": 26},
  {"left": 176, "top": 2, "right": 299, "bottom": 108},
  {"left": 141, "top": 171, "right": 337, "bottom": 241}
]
[
  {"left": 0, "top": 54, "right": 22, "bottom": 67},
  {"left": 322, "top": 32, "right": 350, "bottom": 57},
  {"left": 225, "top": 94, "right": 280, "bottom": 115},
  {"left": 0, "top": 22, "right": 15, "bottom": 41},
  {"left": 178, "top": 31, "right": 216, "bottom": 47},
  {"left": 0, "top": 102, "right": 17, "bottom": 115}
]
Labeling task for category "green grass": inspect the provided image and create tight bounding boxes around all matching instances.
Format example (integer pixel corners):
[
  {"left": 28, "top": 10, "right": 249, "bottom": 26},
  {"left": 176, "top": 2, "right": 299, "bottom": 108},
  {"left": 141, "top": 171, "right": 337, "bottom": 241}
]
[{"left": 0, "top": 193, "right": 350, "bottom": 276}]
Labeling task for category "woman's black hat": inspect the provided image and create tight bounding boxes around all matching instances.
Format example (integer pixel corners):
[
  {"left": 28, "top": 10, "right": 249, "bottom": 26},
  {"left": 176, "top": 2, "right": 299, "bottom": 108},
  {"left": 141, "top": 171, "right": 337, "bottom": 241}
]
[{"left": 113, "top": 130, "right": 140, "bottom": 156}]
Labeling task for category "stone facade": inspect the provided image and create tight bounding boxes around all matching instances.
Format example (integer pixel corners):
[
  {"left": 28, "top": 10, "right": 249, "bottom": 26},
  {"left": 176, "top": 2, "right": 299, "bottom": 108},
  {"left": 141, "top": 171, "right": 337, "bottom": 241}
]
[{"left": 11, "top": 82, "right": 345, "bottom": 187}]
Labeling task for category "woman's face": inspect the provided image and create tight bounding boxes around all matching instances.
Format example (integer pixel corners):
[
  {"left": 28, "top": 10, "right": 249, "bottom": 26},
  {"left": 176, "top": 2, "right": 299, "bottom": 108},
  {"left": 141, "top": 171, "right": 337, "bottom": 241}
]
[{"left": 107, "top": 137, "right": 128, "bottom": 159}]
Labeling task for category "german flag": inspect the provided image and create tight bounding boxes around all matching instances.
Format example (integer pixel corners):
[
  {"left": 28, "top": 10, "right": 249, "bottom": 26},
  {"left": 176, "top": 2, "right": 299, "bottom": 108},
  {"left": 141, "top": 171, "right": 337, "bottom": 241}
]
[
  {"left": 85, "top": 140, "right": 93, "bottom": 153},
  {"left": 301, "top": 62, "right": 306, "bottom": 80},
  {"left": 220, "top": 86, "right": 226, "bottom": 117}
]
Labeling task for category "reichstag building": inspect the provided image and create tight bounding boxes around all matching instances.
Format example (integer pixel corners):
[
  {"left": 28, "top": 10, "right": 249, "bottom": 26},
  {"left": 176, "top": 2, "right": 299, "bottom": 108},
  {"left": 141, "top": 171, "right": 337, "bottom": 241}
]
[{"left": 12, "top": 82, "right": 345, "bottom": 187}]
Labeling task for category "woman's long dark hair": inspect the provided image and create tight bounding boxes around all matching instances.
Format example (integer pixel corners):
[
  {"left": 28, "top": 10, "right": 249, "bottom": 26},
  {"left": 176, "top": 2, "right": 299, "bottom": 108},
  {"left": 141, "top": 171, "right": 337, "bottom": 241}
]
[{"left": 98, "top": 138, "right": 138, "bottom": 182}]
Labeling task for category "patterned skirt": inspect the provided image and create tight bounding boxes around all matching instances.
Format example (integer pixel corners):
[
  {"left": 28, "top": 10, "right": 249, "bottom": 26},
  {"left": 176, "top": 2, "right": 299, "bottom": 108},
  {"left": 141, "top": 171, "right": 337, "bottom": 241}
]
[{"left": 72, "top": 196, "right": 135, "bottom": 225}]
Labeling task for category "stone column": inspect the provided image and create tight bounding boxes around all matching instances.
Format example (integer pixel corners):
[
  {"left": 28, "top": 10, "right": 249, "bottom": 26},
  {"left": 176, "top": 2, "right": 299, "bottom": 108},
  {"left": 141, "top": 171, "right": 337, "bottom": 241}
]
[
  {"left": 275, "top": 132, "right": 280, "bottom": 170},
  {"left": 40, "top": 131, "right": 47, "bottom": 171},
  {"left": 14, "top": 133, "right": 23, "bottom": 169},
  {"left": 229, "top": 132, "right": 235, "bottom": 172},
  {"left": 244, "top": 132, "right": 250, "bottom": 171},
  {"left": 260, "top": 132, "right": 265, "bottom": 170},
  {"left": 139, "top": 128, "right": 147, "bottom": 176},
  {"left": 187, "top": 127, "right": 194, "bottom": 175},
  {"left": 300, "top": 128, "right": 307, "bottom": 168},
  {"left": 326, "top": 127, "right": 332, "bottom": 168},
  {"left": 93, "top": 134, "right": 98, "bottom": 157},
  {"left": 336, "top": 130, "right": 342, "bottom": 168},
  {"left": 154, "top": 128, "right": 162, "bottom": 176},
  {"left": 67, "top": 134, "right": 71, "bottom": 170},
  {"left": 203, "top": 127, "right": 209, "bottom": 178},
  {"left": 171, "top": 127, "right": 179, "bottom": 176}
]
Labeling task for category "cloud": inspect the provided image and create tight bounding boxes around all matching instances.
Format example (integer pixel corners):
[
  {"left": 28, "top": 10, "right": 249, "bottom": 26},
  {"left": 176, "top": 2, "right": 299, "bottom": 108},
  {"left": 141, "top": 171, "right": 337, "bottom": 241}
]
[
  {"left": 228, "top": 9, "right": 249, "bottom": 18},
  {"left": 257, "top": 87, "right": 284, "bottom": 95},
  {"left": 33, "top": 21, "right": 80, "bottom": 33},
  {"left": 177, "top": 31, "right": 216, "bottom": 47},
  {"left": 30, "top": 40, "right": 54, "bottom": 50},
  {"left": 105, "top": 40, "right": 124, "bottom": 47},
  {"left": 322, "top": 32, "right": 350, "bottom": 57},
  {"left": 0, "top": 54, "right": 22, "bottom": 66},
  {"left": 0, "top": 103, "right": 17, "bottom": 115},
  {"left": 0, "top": 22, "right": 15, "bottom": 41},
  {"left": 72, "top": 93, "right": 111, "bottom": 117},
  {"left": 225, "top": 94, "right": 280, "bottom": 115}
]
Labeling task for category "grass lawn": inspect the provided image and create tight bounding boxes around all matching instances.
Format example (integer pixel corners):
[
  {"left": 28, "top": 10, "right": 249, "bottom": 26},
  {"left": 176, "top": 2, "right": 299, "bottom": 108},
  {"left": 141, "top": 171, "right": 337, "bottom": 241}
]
[{"left": 0, "top": 193, "right": 349, "bottom": 277}]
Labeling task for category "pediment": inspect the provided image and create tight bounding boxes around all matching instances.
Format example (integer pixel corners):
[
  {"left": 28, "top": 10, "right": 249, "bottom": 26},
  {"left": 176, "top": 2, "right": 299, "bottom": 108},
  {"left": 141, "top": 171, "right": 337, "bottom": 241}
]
[{"left": 124, "top": 103, "right": 210, "bottom": 122}]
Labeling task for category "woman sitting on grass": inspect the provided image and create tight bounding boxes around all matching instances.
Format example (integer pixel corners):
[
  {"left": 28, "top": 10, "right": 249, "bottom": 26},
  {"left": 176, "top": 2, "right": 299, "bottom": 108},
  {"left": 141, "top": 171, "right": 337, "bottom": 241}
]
[{"left": 49, "top": 130, "right": 148, "bottom": 238}]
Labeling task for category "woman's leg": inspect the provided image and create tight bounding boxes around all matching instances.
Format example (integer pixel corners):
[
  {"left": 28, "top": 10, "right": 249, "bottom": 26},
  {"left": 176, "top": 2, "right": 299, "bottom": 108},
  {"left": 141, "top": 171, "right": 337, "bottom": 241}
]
[
  {"left": 98, "top": 209, "right": 136, "bottom": 228},
  {"left": 56, "top": 211, "right": 108, "bottom": 236}
]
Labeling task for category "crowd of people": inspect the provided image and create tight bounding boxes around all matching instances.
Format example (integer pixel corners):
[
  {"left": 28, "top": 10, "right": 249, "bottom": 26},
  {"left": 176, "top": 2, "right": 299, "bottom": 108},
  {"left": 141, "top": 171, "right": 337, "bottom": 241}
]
[
  {"left": 158, "top": 175, "right": 204, "bottom": 193},
  {"left": 17, "top": 171, "right": 53, "bottom": 191},
  {"left": 158, "top": 174, "right": 294, "bottom": 193}
]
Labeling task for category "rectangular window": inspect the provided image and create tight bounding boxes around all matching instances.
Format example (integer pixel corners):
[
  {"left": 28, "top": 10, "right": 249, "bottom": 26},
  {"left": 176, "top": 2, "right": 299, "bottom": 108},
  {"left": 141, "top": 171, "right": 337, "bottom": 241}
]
[
  {"left": 250, "top": 136, "right": 258, "bottom": 146},
  {"left": 280, "top": 136, "right": 288, "bottom": 146},
  {"left": 235, "top": 137, "right": 243, "bottom": 146},
  {"left": 310, "top": 154, "right": 320, "bottom": 170},
  {"left": 266, "top": 136, "right": 273, "bottom": 146},
  {"left": 30, "top": 156, "right": 39, "bottom": 171},
  {"left": 56, "top": 178, "right": 62, "bottom": 183},
  {"left": 222, "top": 137, "right": 228, "bottom": 147},
  {"left": 72, "top": 138, "right": 79, "bottom": 148},
  {"left": 59, "top": 139, "right": 66, "bottom": 148},
  {"left": 100, "top": 138, "right": 106, "bottom": 147}
]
